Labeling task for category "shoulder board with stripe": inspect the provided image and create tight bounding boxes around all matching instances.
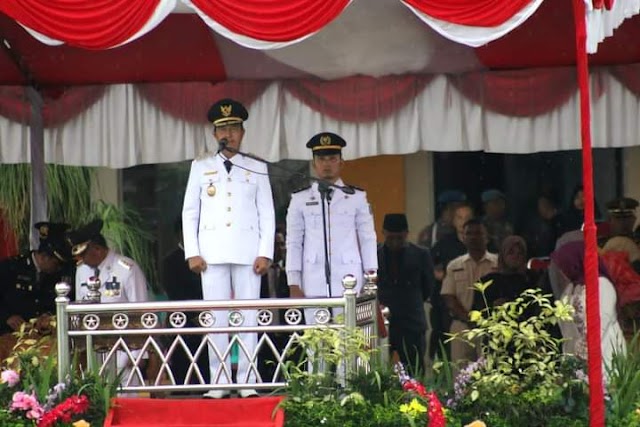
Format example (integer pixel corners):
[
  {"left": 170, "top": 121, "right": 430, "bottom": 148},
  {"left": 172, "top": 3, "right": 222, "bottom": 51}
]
[
  {"left": 117, "top": 258, "right": 133, "bottom": 271},
  {"left": 292, "top": 185, "right": 312, "bottom": 194}
]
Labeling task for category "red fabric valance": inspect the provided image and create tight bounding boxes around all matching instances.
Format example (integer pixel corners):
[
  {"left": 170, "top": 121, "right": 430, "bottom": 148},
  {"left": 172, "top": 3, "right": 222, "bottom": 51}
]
[
  {"left": 0, "top": 86, "right": 106, "bottom": 126},
  {"left": 136, "top": 81, "right": 270, "bottom": 124},
  {"left": 450, "top": 68, "right": 577, "bottom": 117},
  {"left": 189, "top": 0, "right": 350, "bottom": 42},
  {"left": 402, "top": 0, "right": 535, "bottom": 27},
  {"left": 610, "top": 64, "right": 640, "bottom": 96},
  {"left": 284, "top": 75, "right": 434, "bottom": 123},
  {"left": 0, "top": 0, "right": 161, "bottom": 49}
]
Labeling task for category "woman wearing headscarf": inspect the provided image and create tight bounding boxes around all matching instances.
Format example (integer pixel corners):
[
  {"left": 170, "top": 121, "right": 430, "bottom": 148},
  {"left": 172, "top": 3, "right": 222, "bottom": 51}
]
[
  {"left": 550, "top": 240, "right": 625, "bottom": 367},
  {"left": 473, "top": 235, "right": 541, "bottom": 311}
]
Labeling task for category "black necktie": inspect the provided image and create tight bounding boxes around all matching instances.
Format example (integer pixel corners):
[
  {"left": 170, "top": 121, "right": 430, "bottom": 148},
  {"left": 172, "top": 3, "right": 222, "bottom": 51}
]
[{"left": 224, "top": 160, "right": 232, "bottom": 173}]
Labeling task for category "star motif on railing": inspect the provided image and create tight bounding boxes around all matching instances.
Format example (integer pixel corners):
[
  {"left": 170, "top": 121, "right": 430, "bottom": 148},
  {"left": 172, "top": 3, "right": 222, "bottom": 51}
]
[
  {"left": 199, "top": 311, "right": 216, "bottom": 327},
  {"left": 257, "top": 309, "right": 273, "bottom": 326},
  {"left": 228, "top": 311, "right": 244, "bottom": 327},
  {"left": 169, "top": 312, "right": 187, "bottom": 328},
  {"left": 112, "top": 313, "right": 129, "bottom": 330},
  {"left": 141, "top": 313, "right": 158, "bottom": 329},
  {"left": 82, "top": 314, "right": 100, "bottom": 330},
  {"left": 284, "top": 308, "right": 302, "bottom": 325},
  {"left": 314, "top": 308, "right": 331, "bottom": 324}
]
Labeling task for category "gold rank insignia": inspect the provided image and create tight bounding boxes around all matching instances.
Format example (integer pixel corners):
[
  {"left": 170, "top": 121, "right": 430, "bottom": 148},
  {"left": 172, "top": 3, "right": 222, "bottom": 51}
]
[
  {"left": 320, "top": 135, "right": 331, "bottom": 145},
  {"left": 221, "top": 104, "right": 232, "bottom": 117},
  {"left": 207, "top": 184, "right": 217, "bottom": 197}
]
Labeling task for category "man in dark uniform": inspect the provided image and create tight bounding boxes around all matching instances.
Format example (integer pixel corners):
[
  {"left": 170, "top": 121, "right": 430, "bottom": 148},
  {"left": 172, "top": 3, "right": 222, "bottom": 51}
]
[
  {"left": 161, "top": 218, "right": 210, "bottom": 389},
  {"left": 605, "top": 197, "right": 638, "bottom": 241},
  {"left": 0, "top": 222, "right": 73, "bottom": 337},
  {"left": 377, "top": 214, "right": 434, "bottom": 376}
]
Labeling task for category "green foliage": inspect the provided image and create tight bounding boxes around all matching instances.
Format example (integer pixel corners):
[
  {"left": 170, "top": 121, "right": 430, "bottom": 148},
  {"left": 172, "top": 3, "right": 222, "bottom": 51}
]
[
  {"left": 606, "top": 331, "right": 640, "bottom": 426},
  {"left": 443, "top": 283, "right": 590, "bottom": 426},
  {"left": 280, "top": 327, "right": 429, "bottom": 426},
  {"left": 451, "top": 285, "right": 574, "bottom": 393},
  {"left": 0, "top": 164, "right": 92, "bottom": 248}
]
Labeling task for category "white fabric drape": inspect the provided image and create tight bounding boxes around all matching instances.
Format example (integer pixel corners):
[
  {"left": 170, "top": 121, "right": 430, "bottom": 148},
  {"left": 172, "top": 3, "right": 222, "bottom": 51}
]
[
  {"left": 585, "top": 0, "right": 640, "bottom": 53},
  {"left": 401, "top": 0, "right": 544, "bottom": 47},
  {"left": 0, "top": 73, "right": 639, "bottom": 167}
]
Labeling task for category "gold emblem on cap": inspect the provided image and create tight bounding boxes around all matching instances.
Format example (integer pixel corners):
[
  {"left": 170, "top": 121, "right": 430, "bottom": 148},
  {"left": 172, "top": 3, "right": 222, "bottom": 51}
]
[
  {"left": 207, "top": 183, "right": 217, "bottom": 197},
  {"left": 320, "top": 135, "right": 331, "bottom": 146},
  {"left": 221, "top": 105, "right": 232, "bottom": 117},
  {"left": 39, "top": 225, "right": 49, "bottom": 238}
]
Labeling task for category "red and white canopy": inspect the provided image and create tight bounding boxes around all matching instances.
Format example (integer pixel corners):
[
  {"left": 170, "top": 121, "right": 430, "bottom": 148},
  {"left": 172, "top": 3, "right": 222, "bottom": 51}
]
[{"left": 0, "top": 0, "right": 638, "bottom": 167}]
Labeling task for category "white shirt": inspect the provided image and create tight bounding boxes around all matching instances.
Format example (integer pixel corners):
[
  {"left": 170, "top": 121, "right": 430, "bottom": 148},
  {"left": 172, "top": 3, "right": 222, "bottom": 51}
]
[
  {"left": 182, "top": 152, "right": 275, "bottom": 265},
  {"left": 75, "top": 249, "right": 148, "bottom": 303},
  {"left": 285, "top": 180, "right": 377, "bottom": 297}
]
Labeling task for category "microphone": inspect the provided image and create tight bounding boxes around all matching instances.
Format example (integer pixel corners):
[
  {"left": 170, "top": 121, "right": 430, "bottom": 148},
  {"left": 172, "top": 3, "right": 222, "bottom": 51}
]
[{"left": 217, "top": 138, "right": 228, "bottom": 154}]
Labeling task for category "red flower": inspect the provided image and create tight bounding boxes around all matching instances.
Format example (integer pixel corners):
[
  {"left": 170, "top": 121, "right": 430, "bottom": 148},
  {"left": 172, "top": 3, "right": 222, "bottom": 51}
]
[
  {"left": 426, "top": 392, "right": 446, "bottom": 427},
  {"left": 37, "top": 395, "right": 90, "bottom": 427}
]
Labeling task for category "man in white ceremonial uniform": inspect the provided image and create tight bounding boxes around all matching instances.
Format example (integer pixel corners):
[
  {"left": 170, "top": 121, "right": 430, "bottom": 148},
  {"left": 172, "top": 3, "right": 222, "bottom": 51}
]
[
  {"left": 182, "top": 98, "right": 275, "bottom": 399},
  {"left": 286, "top": 132, "right": 378, "bottom": 325},
  {"left": 67, "top": 219, "right": 149, "bottom": 390}
]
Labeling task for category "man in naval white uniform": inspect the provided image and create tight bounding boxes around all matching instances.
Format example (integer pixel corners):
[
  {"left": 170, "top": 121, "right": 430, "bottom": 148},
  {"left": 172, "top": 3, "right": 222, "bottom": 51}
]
[
  {"left": 286, "top": 132, "right": 378, "bottom": 325},
  {"left": 68, "top": 219, "right": 149, "bottom": 389},
  {"left": 182, "top": 98, "right": 275, "bottom": 398}
]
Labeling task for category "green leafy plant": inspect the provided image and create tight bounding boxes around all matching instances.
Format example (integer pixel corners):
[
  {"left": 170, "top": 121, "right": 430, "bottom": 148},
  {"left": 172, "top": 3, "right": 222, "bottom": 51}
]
[
  {"left": 279, "top": 326, "right": 444, "bottom": 426},
  {"left": 443, "top": 283, "right": 589, "bottom": 426},
  {"left": 606, "top": 331, "right": 640, "bottom": 426}
]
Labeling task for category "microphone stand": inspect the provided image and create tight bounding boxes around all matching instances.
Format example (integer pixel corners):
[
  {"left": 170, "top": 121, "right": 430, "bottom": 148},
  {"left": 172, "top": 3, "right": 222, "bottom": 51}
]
[{"left": 318, "top": 181, "right": 333, "bottom": 300}]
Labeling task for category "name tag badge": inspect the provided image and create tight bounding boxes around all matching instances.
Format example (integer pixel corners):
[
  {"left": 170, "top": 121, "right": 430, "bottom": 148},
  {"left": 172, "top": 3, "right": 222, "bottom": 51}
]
[{"left": 306, "top": 201, "right": 319, "bottom": 206}]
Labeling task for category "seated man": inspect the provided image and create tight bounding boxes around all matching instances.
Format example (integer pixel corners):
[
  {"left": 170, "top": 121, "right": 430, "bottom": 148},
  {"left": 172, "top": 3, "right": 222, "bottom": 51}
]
[
  {"left": 0, "top": 222, "right": 74, "bottom": 360},
  {"left": 67, "top": 219, "right": 149, "bottom": 389}
]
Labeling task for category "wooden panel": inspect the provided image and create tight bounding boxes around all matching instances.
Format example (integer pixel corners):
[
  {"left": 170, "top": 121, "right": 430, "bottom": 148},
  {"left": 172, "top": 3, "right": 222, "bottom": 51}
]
[{"left": 341, "top": 155, "right": 406, "bottom": 241}]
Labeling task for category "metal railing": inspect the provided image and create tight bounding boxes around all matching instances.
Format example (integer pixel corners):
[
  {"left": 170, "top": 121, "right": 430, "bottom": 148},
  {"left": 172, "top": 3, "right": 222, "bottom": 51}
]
[{"left": 55, "top": 274, "right": 385, "bottom": 394}]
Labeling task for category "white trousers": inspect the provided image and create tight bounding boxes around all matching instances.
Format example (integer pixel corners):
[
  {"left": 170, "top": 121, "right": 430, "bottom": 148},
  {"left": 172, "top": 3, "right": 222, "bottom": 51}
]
[{"left": 201, "top": 264, "right": 260, "bottom": 385}]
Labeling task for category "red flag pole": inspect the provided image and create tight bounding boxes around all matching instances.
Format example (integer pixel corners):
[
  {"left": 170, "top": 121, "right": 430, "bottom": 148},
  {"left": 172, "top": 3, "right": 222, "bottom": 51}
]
[{"left": 571, "top": 1, "right": 605, "bottom": 426}]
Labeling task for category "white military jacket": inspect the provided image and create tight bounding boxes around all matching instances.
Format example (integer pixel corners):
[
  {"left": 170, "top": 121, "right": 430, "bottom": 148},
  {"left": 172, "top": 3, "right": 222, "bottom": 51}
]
[
  {"left": 75, "top": 249, "right": 149, "bottom": 303},
  {"left": 286, "top": 179, "right": 378, "bottom": 297},
  {"left": 182, "top": 152, "right": 275, "bottom": 265}
]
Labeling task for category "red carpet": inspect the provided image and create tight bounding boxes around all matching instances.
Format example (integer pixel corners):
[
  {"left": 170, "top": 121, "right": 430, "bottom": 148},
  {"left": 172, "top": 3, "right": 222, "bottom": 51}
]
[{"left": 104, "top": 396, "right": 285, "bottom": 427}]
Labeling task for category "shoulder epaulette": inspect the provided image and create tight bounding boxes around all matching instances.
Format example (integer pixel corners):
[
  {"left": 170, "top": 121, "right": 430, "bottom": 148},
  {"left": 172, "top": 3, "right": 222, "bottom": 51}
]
[
  {"left": 347, "top": 184, "right": 365, "bottom": 192},
  {"left": 195, "top": 150, "right": 213, "bottom": 161},
  {"left": 117, "top": 258, "right": 133, "bottom": 271},
  {"left": 292, "top": 185, "right": 312, "bottom": 194}
]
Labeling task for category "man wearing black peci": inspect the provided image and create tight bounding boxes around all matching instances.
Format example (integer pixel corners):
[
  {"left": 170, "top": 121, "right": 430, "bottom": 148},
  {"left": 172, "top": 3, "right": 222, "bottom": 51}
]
[{"left": 377, "top": 213, "right": 435, "bottom": 376}]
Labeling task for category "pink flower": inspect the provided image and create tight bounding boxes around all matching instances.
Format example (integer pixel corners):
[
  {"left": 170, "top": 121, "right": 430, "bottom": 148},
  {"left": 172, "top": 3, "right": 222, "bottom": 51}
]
[
  {"left": 11, "top": 391, "right": 43, "bottom": 420},
  {"left": 1, "top": 369, "right": 19, "bottom": 387},
  {"left": 27, "top": 406, "right": 45, "bottom": 420}
]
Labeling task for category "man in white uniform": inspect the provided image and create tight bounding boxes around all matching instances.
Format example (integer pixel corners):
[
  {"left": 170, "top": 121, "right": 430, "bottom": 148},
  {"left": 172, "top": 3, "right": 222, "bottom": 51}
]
[
  {"left": 286, "top": 132, "right": 378, "bottom": 324},
  {"left": 67, "top": 219, "right": 149, "bottom": 388},
  {"left": 182, "top": 98, "right": 275, "bottom": 398}
]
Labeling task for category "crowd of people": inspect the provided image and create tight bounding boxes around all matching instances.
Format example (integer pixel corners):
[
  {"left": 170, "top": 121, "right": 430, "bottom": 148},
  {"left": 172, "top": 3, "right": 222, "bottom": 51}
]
[{"left": 0, "top": 97, "right": 638, "bottom": 399}]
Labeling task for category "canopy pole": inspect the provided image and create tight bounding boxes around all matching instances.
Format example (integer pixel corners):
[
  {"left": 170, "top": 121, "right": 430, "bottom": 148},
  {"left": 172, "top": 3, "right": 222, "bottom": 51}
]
[
  {"left": 27, "top": 87, "right": 47, "bottom": 249},
  {"left": 571, "top": 1, "right": 604, "bottom": 426}
]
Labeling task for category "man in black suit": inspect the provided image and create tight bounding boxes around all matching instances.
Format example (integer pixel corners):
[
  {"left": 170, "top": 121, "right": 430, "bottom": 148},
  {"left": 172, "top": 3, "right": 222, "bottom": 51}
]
[
  {"left": 161, "top": 218, "right": 210, "bottom": 390},
  {"left": 377, "top": 214, "right": 435, "bottom": 376}
]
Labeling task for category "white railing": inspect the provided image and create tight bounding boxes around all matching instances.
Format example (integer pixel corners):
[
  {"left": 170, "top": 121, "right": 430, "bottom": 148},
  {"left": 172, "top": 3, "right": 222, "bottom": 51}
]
[{"left": 55, "top": 274, "right": 384, "bottom": 394}]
